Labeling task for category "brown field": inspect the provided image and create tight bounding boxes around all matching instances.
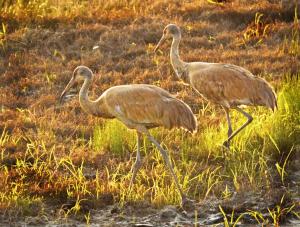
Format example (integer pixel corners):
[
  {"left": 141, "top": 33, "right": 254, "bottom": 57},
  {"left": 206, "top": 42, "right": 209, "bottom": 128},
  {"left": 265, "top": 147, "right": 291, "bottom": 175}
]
[{"left": 0, "top": 0, "right": 299, "bottom": 225}]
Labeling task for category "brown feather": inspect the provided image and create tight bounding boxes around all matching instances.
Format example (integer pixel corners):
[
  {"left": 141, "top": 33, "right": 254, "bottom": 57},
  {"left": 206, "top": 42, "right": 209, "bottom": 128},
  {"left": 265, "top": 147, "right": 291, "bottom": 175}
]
[
  {"left": 61, "top": 66, "right": 197, "bottom": 133},
  {"left": 97, "top": 84, "right": 197, "bottom": 132},
  {"left": 254, "top": 77, "right": 277, "bottom": 111},
  {"left": 188, "top": 63, "right": 277, "bottom": 110},
  {"left": 156, "top": 23, "right": 278, "bottom": 147},
  {"left": 61, "top": 66, "right": 195, "bottom": 200}
]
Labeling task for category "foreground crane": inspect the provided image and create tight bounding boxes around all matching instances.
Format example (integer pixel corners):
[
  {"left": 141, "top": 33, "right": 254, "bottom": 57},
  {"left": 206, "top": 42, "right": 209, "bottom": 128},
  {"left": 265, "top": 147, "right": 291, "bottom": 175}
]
[{"left": 60, "top": 66, "right": 197, "bottom": 205}]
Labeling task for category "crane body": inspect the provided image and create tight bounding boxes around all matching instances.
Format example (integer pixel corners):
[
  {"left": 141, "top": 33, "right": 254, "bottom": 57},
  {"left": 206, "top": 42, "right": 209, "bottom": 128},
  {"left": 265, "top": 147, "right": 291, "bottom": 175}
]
[
  {"left": 60, "top": 66, "right": 197, "bottom": 204},
  {"left": 155, "top": 24, "right": 277, "bottom": 148}
]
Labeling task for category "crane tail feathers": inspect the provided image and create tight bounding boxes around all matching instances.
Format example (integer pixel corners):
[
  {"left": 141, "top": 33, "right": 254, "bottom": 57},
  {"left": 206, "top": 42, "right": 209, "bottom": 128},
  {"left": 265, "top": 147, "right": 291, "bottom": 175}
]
[
  {"left": 263, "top": 82, "right": 277, "bottom": 112},
  {"left": 165, "top": 99, "right": 197, "bottom": 133}
]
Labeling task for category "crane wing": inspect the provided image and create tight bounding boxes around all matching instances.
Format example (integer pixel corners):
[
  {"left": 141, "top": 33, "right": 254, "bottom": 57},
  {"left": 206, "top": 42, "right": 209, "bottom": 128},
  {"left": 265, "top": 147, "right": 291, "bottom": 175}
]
[
  {"left": 102, "top": 84, "right": 196, "bottom": 132},
  {"left": 189, "top": 63, "right": 276, "bottom": 108}
]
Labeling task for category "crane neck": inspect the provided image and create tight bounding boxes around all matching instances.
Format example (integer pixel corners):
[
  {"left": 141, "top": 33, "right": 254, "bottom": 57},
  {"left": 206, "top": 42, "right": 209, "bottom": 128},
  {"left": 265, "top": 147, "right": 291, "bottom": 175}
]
[
  {"left": 79, "top": 77, "right": 97, "bottom": 115},
  {"left": 170, "top": 36, "right": 189, "bottom": 83}
]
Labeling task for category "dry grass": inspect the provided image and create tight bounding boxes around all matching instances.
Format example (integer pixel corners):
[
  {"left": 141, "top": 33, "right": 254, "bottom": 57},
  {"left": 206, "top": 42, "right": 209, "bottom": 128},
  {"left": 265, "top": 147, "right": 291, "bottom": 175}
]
[{"left": 0, "top": 0, "right": 299, "bottom": 225}]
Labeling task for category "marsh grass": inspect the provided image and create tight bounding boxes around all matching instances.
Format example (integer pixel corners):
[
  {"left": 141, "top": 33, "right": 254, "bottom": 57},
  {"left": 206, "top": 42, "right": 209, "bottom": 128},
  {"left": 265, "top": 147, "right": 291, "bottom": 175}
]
[
  {"left": 240, "top": 12, "right": 270, "bottom": 46},
  {"left": 0, "top": 0, "right": 147, "bottom": 26},
  {"left": 93, "top": 120, "right": 136, "bottom": 156},
  {"left": 0, "top": 0, "right": 299, "bottom": 225},
  {"left": 92, "top": 77, "right": 299, "bottom": 205},
  {"left": 245, "top": 194, "right": 299, "bottom": 226},
  {"left": 1, "top": 77, "right": 298, "bottom": 217},
  {"left": 284, "top": 6, "right": 299, "bottom": 57}
]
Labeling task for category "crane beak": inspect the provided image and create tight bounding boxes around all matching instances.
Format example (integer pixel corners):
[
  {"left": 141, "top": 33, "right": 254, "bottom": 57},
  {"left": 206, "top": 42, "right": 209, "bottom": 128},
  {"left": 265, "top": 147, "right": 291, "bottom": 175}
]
[
  {"left": 154, "top": 35, "right": 166, "bottom": 53},
  {"left": 59, "top": 77, "right": 75, "bottom": 104}
]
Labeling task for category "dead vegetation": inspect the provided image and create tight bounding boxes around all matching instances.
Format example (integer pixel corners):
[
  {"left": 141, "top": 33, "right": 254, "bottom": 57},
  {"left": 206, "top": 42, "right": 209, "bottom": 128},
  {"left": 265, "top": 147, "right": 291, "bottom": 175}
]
[{"left": 0, "top": 0, "right": 299, "bottom": 225}]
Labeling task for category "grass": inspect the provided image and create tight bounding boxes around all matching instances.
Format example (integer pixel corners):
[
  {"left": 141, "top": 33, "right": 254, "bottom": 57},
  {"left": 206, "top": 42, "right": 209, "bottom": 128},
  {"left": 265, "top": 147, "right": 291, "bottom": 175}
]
[
  {"left": 240, "top": 12, "right": 270, "bottom": 46},
  {"left": 0, "top": 0, "right": 299, "bottom": 225},
  {"left": 283, "top": 6, "right": 299, "bottom": 57},
  {"left": 93, "top": 120, "right": 136, "bottom": 156},
  {"left": 0, "top": 76, "right": 299, "bottom": 222}
]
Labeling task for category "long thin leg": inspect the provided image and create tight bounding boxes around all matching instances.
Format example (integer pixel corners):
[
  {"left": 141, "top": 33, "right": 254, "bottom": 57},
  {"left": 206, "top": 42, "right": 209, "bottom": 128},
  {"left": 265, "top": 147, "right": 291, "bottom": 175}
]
[
  {"left": 129, "top": 132, "right": 143, "bottom": 188},
  {"left": 145, "top": 132, "right": 186, "bottom": 201},
  {"left": 223, "top": 107, "right": 253, "bottom": 147},
  {"left": 223, "top": 107, "right": 233, "bottom": 148}
]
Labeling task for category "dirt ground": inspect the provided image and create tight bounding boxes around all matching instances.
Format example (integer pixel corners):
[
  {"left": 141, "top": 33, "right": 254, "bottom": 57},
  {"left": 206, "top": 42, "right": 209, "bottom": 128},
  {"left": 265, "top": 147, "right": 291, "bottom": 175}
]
[{"left": 0, "top": 0, "right": 300, "bottom": 226}]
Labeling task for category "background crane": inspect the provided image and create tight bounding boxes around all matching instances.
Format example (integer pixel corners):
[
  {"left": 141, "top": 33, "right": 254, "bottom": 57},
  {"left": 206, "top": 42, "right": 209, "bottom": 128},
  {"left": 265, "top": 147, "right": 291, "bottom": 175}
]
[{"left": 154, "top": 24, "right": 277, "bottom": 148}]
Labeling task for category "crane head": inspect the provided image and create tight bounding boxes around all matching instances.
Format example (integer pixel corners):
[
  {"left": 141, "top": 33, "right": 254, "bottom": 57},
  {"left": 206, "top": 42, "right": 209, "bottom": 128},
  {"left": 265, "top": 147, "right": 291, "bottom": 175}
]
[
  {"left": 154, "top": 24, "right": 181, "bottom": 52},
  {"left": 59, "top": 66, "right": 93, "bottom": 104}
]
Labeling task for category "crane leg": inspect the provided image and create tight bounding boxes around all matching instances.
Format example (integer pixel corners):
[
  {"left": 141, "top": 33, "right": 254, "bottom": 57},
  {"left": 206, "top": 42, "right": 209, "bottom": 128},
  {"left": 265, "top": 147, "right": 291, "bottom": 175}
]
[
  {"left": 223, "top": 107, "right": 253, "bottom": 148},
  {"left": 223, "top": 107, "right": 233, "bottom": 148},
  {"left": 129, "top": 132, "right": 143, "bottom": 188},
  {"left": 145, "top": 132, "right": 186, "bottom": 202}
]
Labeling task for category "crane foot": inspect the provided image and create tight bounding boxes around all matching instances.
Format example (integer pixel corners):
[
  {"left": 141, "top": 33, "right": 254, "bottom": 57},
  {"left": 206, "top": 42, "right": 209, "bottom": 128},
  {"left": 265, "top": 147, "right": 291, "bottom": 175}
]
[
  {"left": 181, "top": 196, "right": 196, "bottom": 211},
  {"left": 222, "top": 140, "right": 230, "bottom": 149}
]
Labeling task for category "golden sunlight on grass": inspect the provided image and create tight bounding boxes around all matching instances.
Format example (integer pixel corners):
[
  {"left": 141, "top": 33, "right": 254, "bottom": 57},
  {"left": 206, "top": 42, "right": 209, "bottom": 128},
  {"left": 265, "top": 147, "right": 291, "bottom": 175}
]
[{"left": 0, "top": 0, "right": 299, "bottom": 225}]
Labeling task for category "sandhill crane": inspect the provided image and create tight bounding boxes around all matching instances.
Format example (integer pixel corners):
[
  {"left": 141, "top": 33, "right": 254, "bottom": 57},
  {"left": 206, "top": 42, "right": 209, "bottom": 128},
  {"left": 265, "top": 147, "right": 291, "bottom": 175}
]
[
  {"left": 59, "top": 66, "right": 197, "bottom": 204},
  {"left": 154, "top": 24, "right": 277, "bottom": 148}
]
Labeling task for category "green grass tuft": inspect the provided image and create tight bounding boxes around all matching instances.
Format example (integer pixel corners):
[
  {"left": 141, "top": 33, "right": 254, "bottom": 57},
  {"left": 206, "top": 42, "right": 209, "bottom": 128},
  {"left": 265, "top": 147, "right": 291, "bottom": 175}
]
[{"left": 93, "top": 119, "right": 136, "bottom": 155}]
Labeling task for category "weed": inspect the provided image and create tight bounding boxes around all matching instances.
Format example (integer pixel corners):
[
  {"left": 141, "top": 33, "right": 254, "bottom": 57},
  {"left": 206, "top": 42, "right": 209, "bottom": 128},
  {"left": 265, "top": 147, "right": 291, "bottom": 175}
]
[
  {"left": 0, "top": 0, "right": 299, "bottom": 225},
  {"left": 206, "top": 0, "right": 225, "bottom": 6},
  {"left": 219, "top": 205, "right": 246, "bottom": 227},
  {"left": 85, "top": 211, "right": 91, "bottom": 225},
  {"left": 239, "top": 12, "right": 270, "bottom": 46},
  {"left": 275, "top": 146, "right": 294, "bottom": 185},
  {"left": 93, "top": 120, "right": 136, "bottom": 155},
  {"left": 267, "top": 195, "right": 297, "bottom": 226},
  {"left": 246, "top": 194, "right": 299, "bottom": 225},
  {"left": 0, "top": 23, "right": 7, "bottom": 50},
  {"left": 282, "top": 6, "right": 299, "bottom": 57}
]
